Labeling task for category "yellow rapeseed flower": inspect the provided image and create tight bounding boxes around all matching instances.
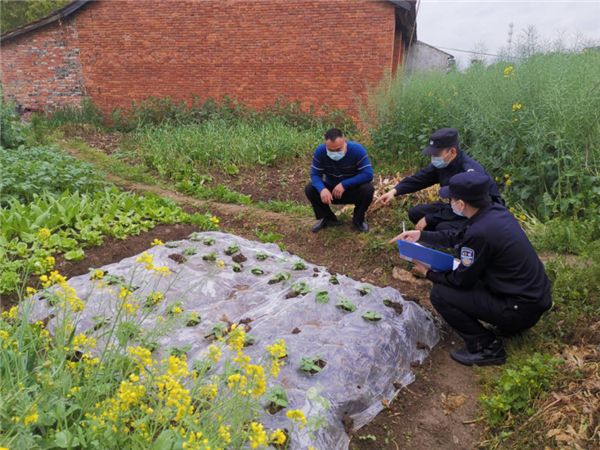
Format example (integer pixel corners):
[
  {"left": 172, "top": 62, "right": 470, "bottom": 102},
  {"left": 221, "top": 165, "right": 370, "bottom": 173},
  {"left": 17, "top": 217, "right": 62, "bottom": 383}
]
[
  {"left": 248, "top": 422, "right": 268, "bottom": 449},
  {"left": 37, "top": 228, "right": 51, "bottom": 241},
  {"left": 506, "top": 179, "right": 512, "bottom": 186},
  {"left": 504, "top": 174, "right": 510, "bottom": 179},
  {"left": 270, "top": 429, "right": 287, "bottom": 445},
  {"left": 91, "top": 269, "right": 104, "bottom": 281},
  {"left": 286, "top": 409, "right": 306, "bottom": 424},
  {"left": 24, "top": 410, "right": 39, "bottom": 426},
  {"left": 136, "top": 252, "right": 155, "bottom": 270},
  {"left": 151, "top": 239, "right": 164, "bottom": 246}
]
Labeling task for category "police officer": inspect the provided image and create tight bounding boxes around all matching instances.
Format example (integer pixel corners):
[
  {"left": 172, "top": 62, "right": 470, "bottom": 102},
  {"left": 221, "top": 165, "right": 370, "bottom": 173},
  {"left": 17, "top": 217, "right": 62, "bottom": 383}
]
[
  {"left": 376, "top": 128, "right": 503, "bottom": 231},
  {"left": 390, "top": 172, "right": 552, "bottom": 366}
]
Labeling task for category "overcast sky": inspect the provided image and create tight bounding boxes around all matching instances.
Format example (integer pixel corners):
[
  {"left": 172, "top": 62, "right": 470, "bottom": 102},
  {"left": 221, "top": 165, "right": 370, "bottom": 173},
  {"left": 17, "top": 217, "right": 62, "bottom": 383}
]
[{"left": 416, "top": 0, "right": 600, "bottom": 67}]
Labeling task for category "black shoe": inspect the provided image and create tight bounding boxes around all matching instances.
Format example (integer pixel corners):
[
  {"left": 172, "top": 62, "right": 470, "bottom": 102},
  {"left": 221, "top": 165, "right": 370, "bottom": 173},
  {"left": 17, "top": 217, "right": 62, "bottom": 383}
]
[
  {"left": 450, "top": 340, "right": 507, "bottom": 367},
  {"left": 311, "top": 216, "right": 338, "bottom": 233},
  {"left": 352, "top": 220, "right": 369, "bottom": 233}
]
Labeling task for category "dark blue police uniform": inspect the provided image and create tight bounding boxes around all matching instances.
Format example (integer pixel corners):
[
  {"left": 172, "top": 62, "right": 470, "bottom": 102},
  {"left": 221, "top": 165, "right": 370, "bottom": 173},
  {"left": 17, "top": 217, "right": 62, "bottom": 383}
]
[
  {"left": 393, "top": 128, "right": 503, "bottom": 231},
  {"left": 418, "top": 172, "right": 551, "bottom": 365}
]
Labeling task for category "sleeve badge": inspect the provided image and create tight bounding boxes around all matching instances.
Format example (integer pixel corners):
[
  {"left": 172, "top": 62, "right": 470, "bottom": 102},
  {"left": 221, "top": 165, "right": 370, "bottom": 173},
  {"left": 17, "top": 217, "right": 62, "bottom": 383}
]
[{"left": 460, "top": 247, "right": 475, "bottom": 267}]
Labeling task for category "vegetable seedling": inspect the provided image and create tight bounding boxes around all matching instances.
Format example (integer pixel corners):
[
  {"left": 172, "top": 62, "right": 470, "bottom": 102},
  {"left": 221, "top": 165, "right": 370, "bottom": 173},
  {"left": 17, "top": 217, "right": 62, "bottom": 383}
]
[
  {"left": 292, "top": 260, "right": 307, "bottom": 270},
  {"left": 362, "top": 311, "right": 383, "bottom": 322},
  {"left": 183, "top": 247, "right": 198, "bottom": 256},
  {"left": 287, "top": 281, "right": 310, "bottom": 298},
  {"left": 203, "top": 237, "right": 216, "bottom": 246},
  {"left": 298, "top": 354, "right": 326, "bottom": 374},
  {"left": 203, "top": 252, "right": 217, "bottom": 262},
  {"left": 268, "top": 272, "right": 291, "bottom": 284},
  {"left": 265, "top": 386, "right": 289, "bottom": 414},
  {"left": 169, "top": 345, "right": 192, "bottom": 357},
  {"left": 336, "top": 298, "right": 357, "bottom": 312},
  {"left": 231, "top": 263, "right": 242, "bottom": 273},
  {"left": 185, "top": 312, "right": 201, "bottom": 327},
  {"left": 165, "top": 241, "right": 179, "bottom": 248},
  {"left": 329, "top": 274, "right": 339, "bottom": 285},
  {"left": 225, "top": 243, "right": 241, "bottom": 256},
  {"left": 315, "top": 291, "right": 330, "bottom": 305},
  {"left": 203, "top": 322, "right": 228, "bottom": 340},
  {"left": 250, "top": 267, "right": 264, "bottom": 275},
  {"left": 359, "top": 284, "right": 372, "bottom": 296},
  {"left": 92, "top": 315, "right": 110, "bottom": 331},
  {"left": 256, "top": 252, "right": 269, "bottom": 261}
]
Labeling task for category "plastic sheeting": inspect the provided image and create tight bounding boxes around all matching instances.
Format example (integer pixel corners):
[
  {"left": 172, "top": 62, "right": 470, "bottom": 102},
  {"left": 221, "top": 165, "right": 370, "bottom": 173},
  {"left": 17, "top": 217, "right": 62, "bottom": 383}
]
[{"left": 29, "top": 231, "right": 439, "bottom": 450}]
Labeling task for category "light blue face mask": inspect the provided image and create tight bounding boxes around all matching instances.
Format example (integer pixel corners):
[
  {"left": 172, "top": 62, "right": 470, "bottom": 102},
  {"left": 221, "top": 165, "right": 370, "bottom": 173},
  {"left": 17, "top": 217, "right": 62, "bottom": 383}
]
[
  {"left": 451, "top": 200, "right": 464, "bottom": 217},
  {"left": 431, "top": 155, "right": 449, "bottom": 169},
  {"left": 327, "top": 151, "right": 345, "bottom": 161}
]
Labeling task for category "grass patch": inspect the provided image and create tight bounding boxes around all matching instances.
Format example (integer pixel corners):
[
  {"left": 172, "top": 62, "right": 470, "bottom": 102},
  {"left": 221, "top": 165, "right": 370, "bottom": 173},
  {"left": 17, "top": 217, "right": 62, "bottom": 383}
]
[{"left": 66, "top": 138, "right": 158, "bottom": 186}]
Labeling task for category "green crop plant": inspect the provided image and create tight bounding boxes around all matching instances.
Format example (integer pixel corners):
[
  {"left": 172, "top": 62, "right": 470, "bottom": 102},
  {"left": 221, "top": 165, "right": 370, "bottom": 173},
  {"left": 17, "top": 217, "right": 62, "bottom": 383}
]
[{"left": 0, "top": 189, "right": 219, "bottom": 294}]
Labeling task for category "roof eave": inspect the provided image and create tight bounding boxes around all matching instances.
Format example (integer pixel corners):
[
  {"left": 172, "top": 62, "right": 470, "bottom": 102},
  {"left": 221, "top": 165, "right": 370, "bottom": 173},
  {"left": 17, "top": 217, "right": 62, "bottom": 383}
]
[{"left": 1, "top": 1, "right": 90, "bottom": 44}]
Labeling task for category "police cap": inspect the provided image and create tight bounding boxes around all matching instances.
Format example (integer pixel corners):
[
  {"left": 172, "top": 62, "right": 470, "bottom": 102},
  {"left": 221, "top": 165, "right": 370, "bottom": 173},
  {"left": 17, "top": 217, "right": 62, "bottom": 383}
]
[
  {"left": 439, "top": 172, "right": 490, "bottom": 203},
  {"left": 423, "top": 128, "right": 460, "bottom": 155}
]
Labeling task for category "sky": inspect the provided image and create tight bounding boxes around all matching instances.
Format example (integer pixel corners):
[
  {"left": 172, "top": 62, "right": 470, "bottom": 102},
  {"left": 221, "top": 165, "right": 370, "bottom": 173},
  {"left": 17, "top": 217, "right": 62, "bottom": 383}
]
[{"left": 416, "top": 0, "right": 600, "bottom": 67}]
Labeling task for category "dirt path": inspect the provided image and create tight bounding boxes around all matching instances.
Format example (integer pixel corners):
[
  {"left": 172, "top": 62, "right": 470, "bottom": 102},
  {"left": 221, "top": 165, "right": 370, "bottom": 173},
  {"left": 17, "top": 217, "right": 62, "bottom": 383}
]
[{"left": 62, "top": 144, "right": 485, "bottom": 449}]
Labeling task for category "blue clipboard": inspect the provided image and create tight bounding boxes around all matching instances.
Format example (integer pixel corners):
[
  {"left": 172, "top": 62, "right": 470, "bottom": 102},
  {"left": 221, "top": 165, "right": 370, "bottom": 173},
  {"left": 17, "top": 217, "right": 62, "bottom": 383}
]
[{"left": 397, "top": 240, "right": 456, "bottom": 272}]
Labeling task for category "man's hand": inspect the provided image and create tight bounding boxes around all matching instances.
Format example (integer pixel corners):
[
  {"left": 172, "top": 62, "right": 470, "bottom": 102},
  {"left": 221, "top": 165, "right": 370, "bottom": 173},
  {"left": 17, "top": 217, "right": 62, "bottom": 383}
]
[
  {"left": 332, "top": 183, "right": 345, "bottom": 200},
  {"left": 415, "top": 217, "right": 427, "bottom": 231},
  {"left": 388, "top": 230, "right": 421, "bottom": 244},
  {"left": 411, "top": 261, "right": 429, "bottom": 277},
  {"left": 374, "top": 189, "right": 397, "bottom": 206},
  {"left": 320, "top": 188, "right": 333, "bottom": 205}
]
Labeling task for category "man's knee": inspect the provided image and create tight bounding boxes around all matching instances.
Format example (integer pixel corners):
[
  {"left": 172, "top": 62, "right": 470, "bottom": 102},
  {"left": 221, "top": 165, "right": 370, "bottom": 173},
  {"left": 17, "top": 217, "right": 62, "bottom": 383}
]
[
  {"left": 356, "top": 182, "right": 375, "bottom": 200},
  {"left": 408, "top": 205, "right": 425, "bottom": 224},
  {"left": 305, "top": 183, "right": 318, "bottom": 200}
]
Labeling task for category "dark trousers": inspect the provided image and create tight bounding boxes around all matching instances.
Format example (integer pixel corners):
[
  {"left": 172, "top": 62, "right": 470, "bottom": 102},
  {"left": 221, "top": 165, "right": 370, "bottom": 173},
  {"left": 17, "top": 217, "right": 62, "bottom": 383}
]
[
  {"left": 430, "top": 282, "right": 551, "bottom": 352},
  {"left": 408, "top": 201, "right": 466, "bottom": 231},
  {"left": 305, "top": 182, "right": 374, "bottom": 224}
]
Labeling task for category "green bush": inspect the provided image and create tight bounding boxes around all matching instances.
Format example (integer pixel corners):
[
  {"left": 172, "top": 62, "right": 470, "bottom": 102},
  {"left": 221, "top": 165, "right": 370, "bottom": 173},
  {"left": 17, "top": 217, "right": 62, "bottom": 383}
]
[
  {"left": 0, "top": 145, "right": 108, "bottom": 205},
  {"left": 1, "top": 101, "right": 27, "bottom": 149},
  {"left": 370, "top": 52, "right": 600, "bottom": 218}
]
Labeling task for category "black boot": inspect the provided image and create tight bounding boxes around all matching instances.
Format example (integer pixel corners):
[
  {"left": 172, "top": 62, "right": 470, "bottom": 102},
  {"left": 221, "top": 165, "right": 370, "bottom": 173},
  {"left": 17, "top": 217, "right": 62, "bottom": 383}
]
[
  {"left": 450, "top": 339, "right": 507, "bottom": 367},
  {"left": 311, "top": 215, "right": 338, "bottom": 233}
]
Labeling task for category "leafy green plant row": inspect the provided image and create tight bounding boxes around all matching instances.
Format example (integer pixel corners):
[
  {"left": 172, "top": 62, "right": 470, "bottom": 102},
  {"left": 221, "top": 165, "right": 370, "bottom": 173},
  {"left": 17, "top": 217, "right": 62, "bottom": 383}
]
[
  {"left": 124, "top": 119, "right": 324, "bottom": 179},
  {"left": 0, "top": 188, "right": 219, "bottom": 294},
  {"left": 0, "top": 145, "right": 109, "bottom": 206}
]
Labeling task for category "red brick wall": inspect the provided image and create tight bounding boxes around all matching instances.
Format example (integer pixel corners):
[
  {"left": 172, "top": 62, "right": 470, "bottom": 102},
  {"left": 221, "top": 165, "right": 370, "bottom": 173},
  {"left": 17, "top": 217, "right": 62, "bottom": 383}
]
[
  {"left": 2, "top": 0, "right": 397, "bottom": 115},
  {"left": 1, "top": 16, "right": 86, "bottom": 111}
]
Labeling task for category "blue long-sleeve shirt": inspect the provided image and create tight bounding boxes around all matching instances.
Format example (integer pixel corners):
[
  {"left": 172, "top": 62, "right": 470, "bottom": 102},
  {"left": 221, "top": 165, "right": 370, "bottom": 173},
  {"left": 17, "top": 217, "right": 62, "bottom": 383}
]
[{"left": 310, "top": 141, "right": 374, "bottom": 193}]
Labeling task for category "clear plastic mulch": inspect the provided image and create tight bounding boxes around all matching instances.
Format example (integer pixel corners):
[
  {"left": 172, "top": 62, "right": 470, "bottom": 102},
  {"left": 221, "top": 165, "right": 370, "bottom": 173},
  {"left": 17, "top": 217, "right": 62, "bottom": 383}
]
[{"left": 29, "top": 231, "right": 439, "bottom": 449}]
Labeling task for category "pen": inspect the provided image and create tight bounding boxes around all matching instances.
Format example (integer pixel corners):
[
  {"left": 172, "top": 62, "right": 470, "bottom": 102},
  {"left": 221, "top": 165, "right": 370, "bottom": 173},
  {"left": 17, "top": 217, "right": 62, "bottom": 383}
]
[{"left": 402, "top": 221, "right": 406, "bottom": 234}]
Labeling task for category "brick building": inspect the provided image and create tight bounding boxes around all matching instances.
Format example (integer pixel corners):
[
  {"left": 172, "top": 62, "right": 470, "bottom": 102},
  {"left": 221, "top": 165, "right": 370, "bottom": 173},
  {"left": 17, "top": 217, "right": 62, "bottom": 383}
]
[{"left": 0, "top": 0, "right": 417, "bottom": 116}]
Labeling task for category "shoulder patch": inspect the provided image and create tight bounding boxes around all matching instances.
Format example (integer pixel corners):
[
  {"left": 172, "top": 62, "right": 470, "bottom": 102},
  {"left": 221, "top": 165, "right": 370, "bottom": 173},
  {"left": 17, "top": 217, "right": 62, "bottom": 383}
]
[{"left": 460, "top": 247, "right": 475, "bottom": 267}]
